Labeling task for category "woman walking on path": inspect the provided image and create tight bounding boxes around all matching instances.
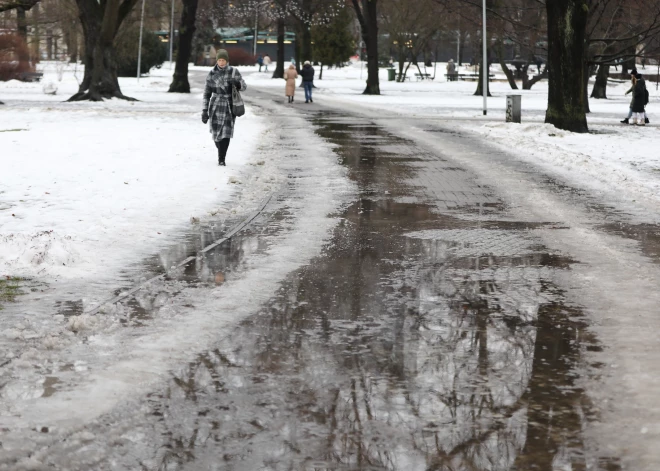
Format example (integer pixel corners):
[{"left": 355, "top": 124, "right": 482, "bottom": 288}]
[
  {"left": 284, "top": 64, "right": 298, "bottom": 103},
  {"left": 202, "top": 49, "right": 247, "bottom": 166},
  {"left": 631, "top": 73, "right": 648, "bottom": 126},
  {"left": 621, "top": 70, "right": 650, "bottom": 124}
]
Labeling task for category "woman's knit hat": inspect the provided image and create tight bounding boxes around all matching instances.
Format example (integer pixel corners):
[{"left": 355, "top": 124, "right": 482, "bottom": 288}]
[{"left": 216, "top": 49, "right": 229, "bottom": 61}]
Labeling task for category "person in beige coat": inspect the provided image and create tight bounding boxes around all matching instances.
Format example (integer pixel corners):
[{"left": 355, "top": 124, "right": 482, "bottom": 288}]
[{"left": 284, "top": 64, "right": 298, "bottom": 103}]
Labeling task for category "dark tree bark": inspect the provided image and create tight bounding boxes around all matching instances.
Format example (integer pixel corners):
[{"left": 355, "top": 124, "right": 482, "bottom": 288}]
[
  {"left": 68, "top": 0, "right": 139, "bottom": 101},
  {"left": 496, "top": 40, "right": 518, "bottom": 90},
  {"left": 544, "top": 0, "right": 589, "bottom": 133},
  {"left": 168, "top": 0, "right": 199, "bottom": 93},
  {"left": 272, "top": 18, "right": 285, "bottom": 79},
  {"left": 0, "top": 0, "right": 40, "bottom": 13},
  {"left": 590, "top": 64, "right": 609, "bottom": 99},
  {"left": 474, "top": 46, "right": 491, "bottom": 97},
  {"left": 16, "top": 7, "right": 27, "bottom": 39},
  {"left": 351, "top": 0, "right": 380, "bottom": 95},
  {"left": 522, "top": 59, "right": 548, "bottom": 90}
]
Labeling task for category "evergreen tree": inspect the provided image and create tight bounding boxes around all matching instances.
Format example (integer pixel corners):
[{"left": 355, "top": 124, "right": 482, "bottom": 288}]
[{"left": 312, "top": 8, "right": 354, "bottom": 79}]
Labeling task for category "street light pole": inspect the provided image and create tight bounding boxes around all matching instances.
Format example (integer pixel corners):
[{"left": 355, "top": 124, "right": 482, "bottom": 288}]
[
  {"left": 169, "top": 0, "right": 175, "bottom": 68},
  {"left": 253, "top": 5, "right": 258, "bottom": 56},
  {"left": 482, "top": 0, "right": 487, "bottom": 115},
  {"left": 137, "top": 0, "right": 146, "bottom": 81}
]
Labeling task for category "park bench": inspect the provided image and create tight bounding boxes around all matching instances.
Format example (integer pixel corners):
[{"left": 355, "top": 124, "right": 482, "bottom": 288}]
[
  {"left": 17, "top": 72, "right": 44, "bottom": 82},
  {"left": 415, "top": 73, "right": 434, "bottom": 80},
  {"left": 445, "top": 73, "right": 495, "bottom": 81}
]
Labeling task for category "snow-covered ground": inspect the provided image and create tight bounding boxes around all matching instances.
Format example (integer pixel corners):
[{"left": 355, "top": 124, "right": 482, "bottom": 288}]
[
  {"left": 1, "top": 62, "right": 270, "bottom": 286},
  {"left": 246, "top": 60, "right": 660, "bottom": 214}
]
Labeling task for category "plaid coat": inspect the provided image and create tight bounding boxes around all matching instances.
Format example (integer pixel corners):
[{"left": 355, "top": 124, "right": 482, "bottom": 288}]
[{"left": 202, "top": 65, "right": 247, "bottom": 141}]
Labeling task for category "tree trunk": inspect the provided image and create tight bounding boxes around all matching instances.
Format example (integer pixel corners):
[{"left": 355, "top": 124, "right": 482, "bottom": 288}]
[
  {"left": 544, "top": 0, "right": 589, "bottom": 133},
  {"left": 69, "top": 0, "right": 139, "bottom": 101},
  {"left": 16, "top": 7, "right": 30, "bottom": 62},
  {"left": 496, "top": 41, "right": 518, "bottom": 90},
  {"left": 16, "top": 7, "right": 27, "bottom": 39},
  {"left": 522, "top": 66, "right": 547, "bottom": 90},
  {"left": 272, "top": 17, "right": 285, "bottom": 79},
  {"left": 474, "top": 46, "right": 491, "bottom": 97},
  {"left": 590, "top": 64, "right": 609, "bottom": 99},
  {"left": 352, "top": 0, "right": 380, "bottom": 95},
  {"left": 168, "top": 0, "right": 199, "bottom": 93},
  {"left": 319, "top": 63, "right": 323, "bottom": 80}
]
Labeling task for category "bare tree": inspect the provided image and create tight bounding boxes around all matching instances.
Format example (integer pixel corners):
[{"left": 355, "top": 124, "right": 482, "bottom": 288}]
[{"left": 67, "top": 0, "right": 140, "bottom": 101}]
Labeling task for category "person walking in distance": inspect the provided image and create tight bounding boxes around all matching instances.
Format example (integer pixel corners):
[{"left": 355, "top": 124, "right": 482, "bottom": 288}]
[
  {"left": 284, "top": 63, "right": 298, "bottom": 103},
  {"left": 631, "top": 72, "right": 649, "bottom": 126},
  {"left": 301, "top": 60, "right": 315, "bottom": 103},
  {"left": 622, "top": 70, "right": 650, "bottom": 124},
  {"left": 257, "top": 54, "right": 264, "bottom": 72},
  {"left": 202, "top": 49, "right": 247, "bottom": 166},
  {"left": 446, "top": 59, "right": 456, "bottom": 81},
  {"left": 263, "top": 54, "right": 272, "bottom": 72}
]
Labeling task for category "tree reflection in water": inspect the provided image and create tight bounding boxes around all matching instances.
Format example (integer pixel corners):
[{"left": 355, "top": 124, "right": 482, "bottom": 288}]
[{"left": 142, "top": 119, "right": 619, "bottom": 471}]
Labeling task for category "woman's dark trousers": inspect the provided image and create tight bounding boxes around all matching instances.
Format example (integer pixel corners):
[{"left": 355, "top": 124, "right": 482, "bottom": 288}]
[{"left": 215, "top": 138, "right": 230, "bottom": 166}]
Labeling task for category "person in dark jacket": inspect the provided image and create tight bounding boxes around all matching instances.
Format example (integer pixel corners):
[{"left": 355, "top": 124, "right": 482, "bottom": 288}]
[
  {"left": 202, "top": 49, "right": 247, "bottom": 166},
  {"left": 621, "top": 70, "right": 650, "bottom": 124},
  {"left": 301, "top": 61, "right": 315, "bottom": 103},
  {"left": 631, "top": 72, "right": 648, "bottom": 126}
]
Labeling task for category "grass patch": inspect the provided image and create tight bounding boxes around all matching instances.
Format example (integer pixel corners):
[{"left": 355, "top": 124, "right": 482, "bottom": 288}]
[
  {"left": 0, "top": 276, "right": 24, "bottom": 310},
  {"left": 0, "top": 129, "right": 28, "bottom": 133}
]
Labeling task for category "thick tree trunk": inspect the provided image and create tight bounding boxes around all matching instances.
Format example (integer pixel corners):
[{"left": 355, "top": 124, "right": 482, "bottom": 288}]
[
  {"left": 352, "top": 0, "right": 380, "bottom": 95},
  {"left": 69, "top": 0, "right": 139, "bottom": 101},
  {"left": 16, "top": 7, "right": 27, "bottom": 39},
  {"left": 16, "top": 7, "right": 30, "bottom": 62},
  {"left": 522, "top": 67, "right": 547, "bottom": 90},
  {"left": 272, "top": 18, "right": 285, "bottom": 79},
  {"left": 590, "top": 64, "right": 609, "bottom": 99},
  {"left": 474, "top": 47, "right": 491, "bottom": 97},
  {"left": 544, "top": 0, "right": 589, "bottom": 133},
  {"left": 168, "top": 0, "right": 199, "bottom": 93},
  {"left": 512, "top": 303, "right": 587, "bottom": 470}
]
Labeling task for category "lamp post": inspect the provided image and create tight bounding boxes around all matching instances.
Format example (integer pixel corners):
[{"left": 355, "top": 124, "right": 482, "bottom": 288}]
[
  {"left": 254, "top": 4, "right": 259, "bottom": 56},
  {"left": 482, "top": 0, "right": 487, "bottom": 115},
  {"left": 137, "top": 0, "right": 146, "bottom": 81}
]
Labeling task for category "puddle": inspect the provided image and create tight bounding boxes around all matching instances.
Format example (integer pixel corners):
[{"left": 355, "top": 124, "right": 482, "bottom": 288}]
[
  {"left": 128, "top": 111, "right": 618, "bottom": 470},
  {"left": 598, "top": 221, "right": 660, "bottom": 264}
]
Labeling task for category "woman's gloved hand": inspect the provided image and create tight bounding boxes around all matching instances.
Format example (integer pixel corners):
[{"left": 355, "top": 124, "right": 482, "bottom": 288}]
[{"left": 202, "top": 110, "right": 209, "bottom": 124}]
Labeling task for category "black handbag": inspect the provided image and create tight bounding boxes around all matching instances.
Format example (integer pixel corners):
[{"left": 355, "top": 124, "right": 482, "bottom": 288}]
[{"left": 231, "top": 68, "right": 245, "bottom": 117}]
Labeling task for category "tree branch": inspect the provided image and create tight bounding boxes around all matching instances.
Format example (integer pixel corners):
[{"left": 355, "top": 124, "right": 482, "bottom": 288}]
[{"left": 0, "top": 0, "right": 40, "bottom": 13}]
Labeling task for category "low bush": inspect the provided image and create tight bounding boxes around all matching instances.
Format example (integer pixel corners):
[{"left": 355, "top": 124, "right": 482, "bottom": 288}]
[
  {"left": 225, "top": 48, "right": 257, "bottom": 66},
  {"left": 0, "top": 33, "right": 34, "bottom": 81}
]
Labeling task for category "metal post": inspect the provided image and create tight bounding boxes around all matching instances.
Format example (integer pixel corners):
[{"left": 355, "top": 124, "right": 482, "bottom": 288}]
[
  {"left": 482, "top": 0, "right": 487, "bottom": 115},
  {"left": 253, "top": 5, "right": 258, "bottom": 56},
  {"left": 137, "top": 0, "right": 146, "bottom": 81},
  {"left": 169, "top": 0, "right": 175, "bottom": 68}
]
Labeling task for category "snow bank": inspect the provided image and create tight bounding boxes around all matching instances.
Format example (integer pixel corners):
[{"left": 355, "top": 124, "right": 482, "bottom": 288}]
[{"left": 1, "top": 63, "right": 267, "bottom": 283}]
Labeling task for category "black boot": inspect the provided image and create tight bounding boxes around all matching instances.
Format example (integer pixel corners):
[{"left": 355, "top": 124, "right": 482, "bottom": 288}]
[
  {"left": 620, "top": 118, "right": 629, "bottom": 124},
  {"left": 645, "top": 117, "right": 650, "bottom": 124}
]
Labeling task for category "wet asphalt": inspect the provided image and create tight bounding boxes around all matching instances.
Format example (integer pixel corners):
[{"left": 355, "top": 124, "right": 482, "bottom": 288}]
[{"left": 5, "top": 83, "right": 660, "bottom": 470}]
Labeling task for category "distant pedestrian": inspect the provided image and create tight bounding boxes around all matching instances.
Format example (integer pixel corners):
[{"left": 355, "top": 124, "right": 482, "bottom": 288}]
[
  {"left": 263, "top": 54, "right": 272, "bottom": 72},
  {"left": 301, "top": 60, "right": 315, "bottom": 103},
  {"left": 446, "top": 59, "right": 456, "bottom": 81},
  {"left": 202, "top": 49, "right": 247, "bottom": 166},
  {"left": 284, "top": 63, "right": 298, "bottom": 103},
  {"left": 621, "top": 70, "right": 650, "bottom": 125},
  {"left": 291, "top": 57, "right": 296, "bottom": 67},
  {"left": 257, "top": 54, "right": 264, "bottom": 72},
  {"left": 631, "top": 72, "right": 649, "bottom": 126}
]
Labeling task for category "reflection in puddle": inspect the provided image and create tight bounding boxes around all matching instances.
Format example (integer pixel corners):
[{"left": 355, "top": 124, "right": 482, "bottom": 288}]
[{"left": 136, "top": 113, "right": 619, "bottom": 470}]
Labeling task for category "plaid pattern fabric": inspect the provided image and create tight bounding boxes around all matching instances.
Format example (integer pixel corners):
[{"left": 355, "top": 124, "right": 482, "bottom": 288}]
[{"left": 202, "top": 65, "right": 247, "bottom": 141}]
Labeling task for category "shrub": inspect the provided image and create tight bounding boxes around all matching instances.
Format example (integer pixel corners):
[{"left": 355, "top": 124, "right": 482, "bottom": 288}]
[
  {"left": 0, "top": 33, "right": 34, "bottom": 81},
  {"left": 115, "top": 28, "right": 167, "bottom": 77},
  {"left": 225, "top": 48, "right": 257, "bottom": 66}
]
